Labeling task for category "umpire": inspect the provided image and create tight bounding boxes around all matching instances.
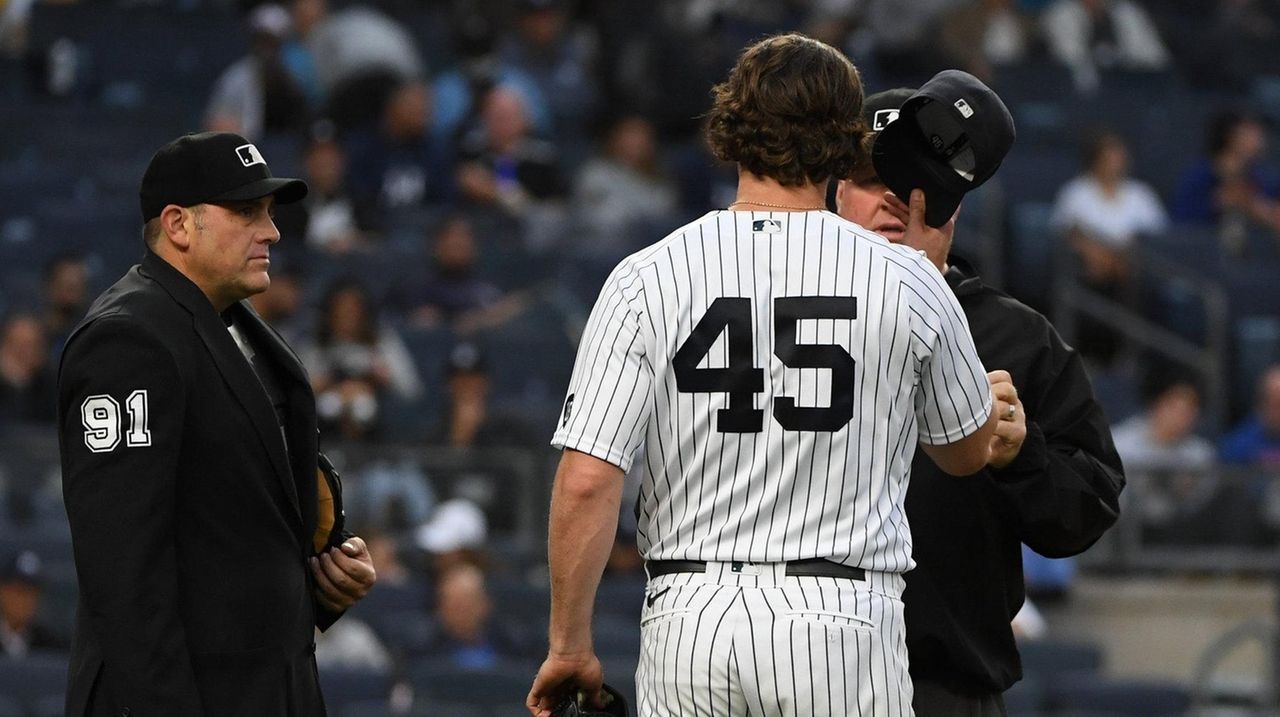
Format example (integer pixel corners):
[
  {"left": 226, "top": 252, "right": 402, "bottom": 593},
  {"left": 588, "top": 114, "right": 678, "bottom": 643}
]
[
  {"left": 834, "top": 73, "right": 1125, "bottom": 715},
  {"left": 57, "top": 132, "right": 376, "bottom": 716}
]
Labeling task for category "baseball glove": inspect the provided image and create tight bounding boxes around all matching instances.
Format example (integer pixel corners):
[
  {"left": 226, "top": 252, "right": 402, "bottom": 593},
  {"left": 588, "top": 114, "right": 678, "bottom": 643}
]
[{"left": 550, "top": 683, "right": 629, "bottom": 717}]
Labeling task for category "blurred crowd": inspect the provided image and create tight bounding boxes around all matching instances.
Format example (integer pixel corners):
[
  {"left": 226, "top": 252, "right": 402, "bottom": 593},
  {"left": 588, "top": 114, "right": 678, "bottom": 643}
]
[{"left": 3, "top": 0, "right": 1280, "bottom": 706}]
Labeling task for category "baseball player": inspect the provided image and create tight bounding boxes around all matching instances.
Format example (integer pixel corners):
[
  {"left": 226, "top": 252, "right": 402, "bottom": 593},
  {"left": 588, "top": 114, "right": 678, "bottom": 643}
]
[
  {"left": 834, "top": 75, "right": 1125, "bottom": 715},
  {"left": 527, "top": 35, "right": 999, "bottom": 717}
]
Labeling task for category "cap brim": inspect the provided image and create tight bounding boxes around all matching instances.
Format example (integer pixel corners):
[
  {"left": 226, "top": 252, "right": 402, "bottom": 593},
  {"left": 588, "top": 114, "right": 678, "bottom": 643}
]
[
  {"left": 208, "top": 177, "right": 308, "bottom": 206},
  {"left": 871, "top": 119, "right": 962, "bottom": 228}
]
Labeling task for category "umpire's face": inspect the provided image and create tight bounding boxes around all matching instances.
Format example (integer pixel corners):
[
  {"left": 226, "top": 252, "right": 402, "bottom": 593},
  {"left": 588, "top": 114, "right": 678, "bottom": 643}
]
[
  {"left": 834, "top": 172, "right": 905, "bottom": 244},
  {"left": 186, "top": 195, "right": 281, "bottom": 310}
]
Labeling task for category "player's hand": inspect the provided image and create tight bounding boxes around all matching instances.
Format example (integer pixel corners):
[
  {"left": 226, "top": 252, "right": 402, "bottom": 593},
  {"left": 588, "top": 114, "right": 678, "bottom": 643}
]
[
  {"left": 311, "top": 536, "right": 377, "bottom": 613},
  {"left": 883, "top": 189, "right": 956, "bottom": 272},
  {"left": 527, "top": 651, "right": 604, "bottom": 717},
  {"left": 987, "top": 370, "right": 1027, "bottom": 469}
]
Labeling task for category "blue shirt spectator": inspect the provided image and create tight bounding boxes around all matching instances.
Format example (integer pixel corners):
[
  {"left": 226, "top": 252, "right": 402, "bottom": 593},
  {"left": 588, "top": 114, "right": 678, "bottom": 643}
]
[{"left": 1220, "top": 365, "right": 1280, "bottom": 466}]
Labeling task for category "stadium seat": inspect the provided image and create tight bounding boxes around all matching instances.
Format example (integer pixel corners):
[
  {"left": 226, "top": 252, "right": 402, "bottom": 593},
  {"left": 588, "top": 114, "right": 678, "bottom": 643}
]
[
  {"left": 0, "top": 651, "right": 68, "bottom": 709},
  {"left": 405, "top": 699, "right": 487, "bottom": 717},
  {"left": 594, "top": 575, "right": 646, "bottom": 618},
  {"left": 317, "top": 665, "right": 395, "bottom": 714},
  {"left": 1003, "top": 673, "right": 1045, "bottom": 717},
  {"left": 592, "top": 613, "right": 642, "bottom": 658},
  {"left": 1045, "top": 674, "right": 1191, "bottom": 717},
  {"left": 28, "top": 693, "right": 67, "bottom": 717},
  {"left": 408, "top": 658, "right": 537, "bottom": 707},
  {"left": 1019, "top": 638, "right": 1105, "bottom": 697}
]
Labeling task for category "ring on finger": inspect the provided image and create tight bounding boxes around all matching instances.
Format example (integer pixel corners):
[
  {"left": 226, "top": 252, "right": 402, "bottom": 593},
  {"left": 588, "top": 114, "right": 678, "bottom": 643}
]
[{"left": 1005, "top": 404, "right": 1016, "bottom": 420}]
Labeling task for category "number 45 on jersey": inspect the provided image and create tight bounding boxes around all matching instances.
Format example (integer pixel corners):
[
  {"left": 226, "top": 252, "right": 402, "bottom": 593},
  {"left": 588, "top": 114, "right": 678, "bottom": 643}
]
[{"left": 674, "top": 296, "right": 857, "bottom": 434}]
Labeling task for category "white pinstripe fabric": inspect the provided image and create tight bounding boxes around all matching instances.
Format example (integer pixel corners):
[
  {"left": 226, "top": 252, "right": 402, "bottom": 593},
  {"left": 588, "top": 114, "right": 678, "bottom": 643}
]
[
  {"left": 551, "top": 209, "right": 989, "bottom": 715},
  {"left": 552, "top": 210, "right": 991, "bottom": 574},
  {"left": 635, "top": 563, "right": 912, "bottom": 717}
]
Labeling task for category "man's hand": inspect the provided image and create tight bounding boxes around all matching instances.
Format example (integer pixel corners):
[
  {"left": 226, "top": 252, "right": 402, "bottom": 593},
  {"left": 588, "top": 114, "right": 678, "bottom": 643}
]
[
  {"left": 883, "top": 189, "right": 956, "bottom": 272},
  {"left": 310, "top": 536, "right": 376, "bottom": 613},
  {"left": 987, "top": 370, "right": 1027, "bottom": 469},
  {"left": 527, "top": 651, "right": 604, "bottom": 717}
]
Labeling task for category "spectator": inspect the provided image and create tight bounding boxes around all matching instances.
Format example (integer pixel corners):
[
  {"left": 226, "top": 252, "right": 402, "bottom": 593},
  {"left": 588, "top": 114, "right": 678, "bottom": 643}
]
[
  {"left": 313, "top": 616, "right": 392, "bottom": 670},
  {"left": 424, "top": 562, "right": 530, "bottom": 669},
  {"left": 1175, "top": 0, "right": 1279, "bottom": 92},
  {"left": 1221, "top": 364, "right": 1280, "bottom": 466},
  {"left": 41, "top": 252, "right": 89, "bottom": 358},
  {"left": 1112, "top": 375, "right": 1217, "bottom": 531},
  {"left": 1172, "top": 110, "right": 1280, "bottom": 251},
  {"left": 497, "top": 0, "right": 600, "bottom": 148},
  {"left": 1052, "top": 129, "right": 1168, "bottom": 282},
  {"left": 295, "top": 0, "right": 422, "bottom": 95},
  {"left": 1051, "top": 129, "right": 1167, "bottom": 362},
  {"left": 344, "top": 79, "right": 456, "bottom": 216},
  {"left": 278, "top": 129, "right": 377, "bottom": 256},
  {"left": 300, "top": 280, "right": 423, "bottom": 440},
  {"left": 0, "top": 0, "right": 34, "bottom": 59},
  {"left": 432, "top": 10, "right": 552, "bottom": 146},
  {"left": 247, "top": 269, "right": 308, "bottom": 346},
  {"left": 571, "top": 114, "right": 677, "bottom": 256},
  {"left": 397, "top": 215, "right": 526, "bottom": 332},
  {"left": 939, "top": 0, "right": 1035, "bottom": 83},
  {"left": 415, "top": 498, "right": 490, "bottom": 577},
  {"left": 429, "top": 341, "right": 535, "bottom": 448},
  {"left": 456, "top": 84, "right": 567, "bottom": 215},
  {"left": 205, "top": 4, "right": 311, "bottom": 141},
  {"left": 1042, "top": 0, "right": 1170, "bottom": 92},
  {"left": 0, "top": 313, "right": 54, "bottom": 425},
  {"left": 0, "top": 550, "right": 62, "bottom": 657}
]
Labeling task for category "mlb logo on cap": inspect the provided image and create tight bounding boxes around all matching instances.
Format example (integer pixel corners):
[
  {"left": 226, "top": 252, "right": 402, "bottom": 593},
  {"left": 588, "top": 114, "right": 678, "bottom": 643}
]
[
  {"left": 236, "top": 144, "right": 266, "bottom": 167},
  {"left": 873, "top": 108, "right": 900, "bottom": 131}
]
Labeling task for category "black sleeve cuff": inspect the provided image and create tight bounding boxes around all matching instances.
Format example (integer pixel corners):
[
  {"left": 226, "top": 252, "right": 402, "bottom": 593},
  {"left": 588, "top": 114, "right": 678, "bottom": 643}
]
[{"left": 991, "top": 420, "right": 1049, "bottom": 482}]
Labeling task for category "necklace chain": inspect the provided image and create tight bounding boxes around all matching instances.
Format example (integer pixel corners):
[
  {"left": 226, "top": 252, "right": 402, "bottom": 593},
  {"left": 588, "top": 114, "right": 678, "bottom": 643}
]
[{"left": 728, "top": 199, "right": 826, "bottom": 211}]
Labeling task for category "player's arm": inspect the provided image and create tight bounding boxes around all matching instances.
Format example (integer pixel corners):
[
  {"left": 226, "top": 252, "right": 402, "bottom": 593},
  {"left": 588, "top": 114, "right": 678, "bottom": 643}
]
[
  {"left": 527, "top": 449, "right": 623, "bottom": 714},
  {"left": 58, "top": 318, "right": 205, "bottom": 715},
  {"left": 912, "top": 278, "right": 998, "bottom": 476},
  {"left": 920, "top": 405, "right": 997, "bottom": 476},
  {"left": 532, "top": 261, "right": 652, "bottom": 716},
  {"left": 990, "top": 333, "right": 1124, "bottom": 557}
]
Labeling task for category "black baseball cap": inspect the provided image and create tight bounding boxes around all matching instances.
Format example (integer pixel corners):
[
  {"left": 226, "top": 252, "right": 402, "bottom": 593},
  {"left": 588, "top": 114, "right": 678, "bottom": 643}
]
[
  {"left": 139, "top": 131, "right": 308, "bottom": 222},
  {"left": 871, "top": 70, "right": 1015, "bottom": 227}
]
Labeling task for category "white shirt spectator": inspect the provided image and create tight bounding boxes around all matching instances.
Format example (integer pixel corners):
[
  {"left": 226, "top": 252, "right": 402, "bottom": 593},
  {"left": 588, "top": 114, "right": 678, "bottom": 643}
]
[{"left": 1051, "top": 174, "right": 1168, "bottom": 249}]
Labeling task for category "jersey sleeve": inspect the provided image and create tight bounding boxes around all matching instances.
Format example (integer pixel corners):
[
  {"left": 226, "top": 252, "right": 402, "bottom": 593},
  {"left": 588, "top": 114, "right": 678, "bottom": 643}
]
[
  {"left": 909, "top": 264, "right": 993, "bottom": 445},
  {"left": 57, "top": 316, "right": 205, "bottom": 715},
  {"left": 551, "top": 262, "right": 653, "bottom": 472}
]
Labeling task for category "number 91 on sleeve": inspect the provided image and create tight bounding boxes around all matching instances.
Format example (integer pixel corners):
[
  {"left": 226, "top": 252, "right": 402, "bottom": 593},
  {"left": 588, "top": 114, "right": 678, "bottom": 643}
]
[{"left": 81, "top": 390, "right": 152, "bottom": 453}]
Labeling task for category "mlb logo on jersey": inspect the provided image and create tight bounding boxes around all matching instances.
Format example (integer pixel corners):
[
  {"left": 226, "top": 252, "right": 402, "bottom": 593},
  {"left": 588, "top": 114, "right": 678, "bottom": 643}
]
[
  {"left": 235, "top": 143, "right": 266, "bottom": 167},
  {"left": 752, "top": 219, "right": 783, "bottom": 233}
]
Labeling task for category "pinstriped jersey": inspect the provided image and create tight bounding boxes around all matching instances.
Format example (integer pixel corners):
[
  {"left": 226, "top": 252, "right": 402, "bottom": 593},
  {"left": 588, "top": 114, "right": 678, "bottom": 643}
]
[{"left": 551, "top": 209, "right": 992, "bottom": 574}]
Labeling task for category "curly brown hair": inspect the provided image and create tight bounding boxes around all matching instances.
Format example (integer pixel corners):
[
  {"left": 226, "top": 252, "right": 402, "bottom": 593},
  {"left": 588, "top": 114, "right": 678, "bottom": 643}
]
[{"left": 706, "top": 33, "right": 868, "bottom": 188}]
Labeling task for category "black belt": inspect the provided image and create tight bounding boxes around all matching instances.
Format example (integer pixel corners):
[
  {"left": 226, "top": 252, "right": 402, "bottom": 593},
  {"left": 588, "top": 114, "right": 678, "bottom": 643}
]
[{"left": 646, "top": 558, "right": 865, "bottom": 581}]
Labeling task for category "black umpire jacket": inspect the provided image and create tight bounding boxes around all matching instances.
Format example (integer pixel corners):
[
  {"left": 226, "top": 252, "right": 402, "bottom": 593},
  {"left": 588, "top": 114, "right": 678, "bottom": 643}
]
[
  {"left": 57, "top": 251, "right": 341, "bottom": 717},
  {"left": 903, "top": 256, "right": 1125, "bottom": 694}
]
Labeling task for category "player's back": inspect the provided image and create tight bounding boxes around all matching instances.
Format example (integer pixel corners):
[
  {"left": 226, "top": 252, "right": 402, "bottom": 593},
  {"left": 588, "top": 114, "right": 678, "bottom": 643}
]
[{"left": 552, "top": 209, "right": 990, "bottom": 575}]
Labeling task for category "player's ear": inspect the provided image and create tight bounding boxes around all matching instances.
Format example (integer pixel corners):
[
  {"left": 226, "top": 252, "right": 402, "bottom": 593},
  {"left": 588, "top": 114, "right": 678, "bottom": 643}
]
[{"left": 159, "top": 205, "right": 192, "bottom": 250}]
